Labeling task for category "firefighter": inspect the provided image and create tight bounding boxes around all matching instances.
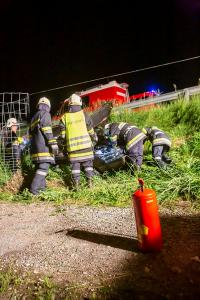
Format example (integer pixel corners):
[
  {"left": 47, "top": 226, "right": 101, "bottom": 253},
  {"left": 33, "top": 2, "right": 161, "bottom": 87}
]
[
  {"left": 29, "top": 97, "right": 58, "bottom": 195},
  {"left": 59, "top": 93, "right": 97, "bottom": 189},
  {"left": 104, "top": 122, "right": 146, "bottom": 171},
  {"left": 142, "top": 126, "right": 172, "bottom": 169},
  {"left": 4, "top": 118, "right": 22, "bottom": 171}
]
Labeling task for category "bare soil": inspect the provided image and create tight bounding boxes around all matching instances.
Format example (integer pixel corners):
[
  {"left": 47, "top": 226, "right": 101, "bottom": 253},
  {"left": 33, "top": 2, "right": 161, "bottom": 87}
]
[{"left": 0, "top": 202, "right": 200, "bottom": 299}]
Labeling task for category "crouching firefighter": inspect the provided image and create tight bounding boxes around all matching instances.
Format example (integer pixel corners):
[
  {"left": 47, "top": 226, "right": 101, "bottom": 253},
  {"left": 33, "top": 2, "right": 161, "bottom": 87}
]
[
  {"left": 59, "top": 93, "right": 97, "bottom": 189},
  {"left": 142, "top": 126, "right": 172, "bottom": 169},
  {"left": 104, "top": 122, "right": 146, "bottom": 171},
  {"left": 29, "top": 97, "right": 58, "bottom": 195}
]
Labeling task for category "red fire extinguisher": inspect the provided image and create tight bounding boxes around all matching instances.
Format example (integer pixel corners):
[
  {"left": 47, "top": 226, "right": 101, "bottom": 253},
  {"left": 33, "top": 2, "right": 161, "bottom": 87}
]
[{"left": 133, "top": 178, "right": 163, "bottom": 252}]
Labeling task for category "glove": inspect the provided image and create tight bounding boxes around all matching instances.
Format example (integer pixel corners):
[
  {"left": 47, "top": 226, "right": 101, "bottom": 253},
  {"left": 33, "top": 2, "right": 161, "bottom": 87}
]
[{"left": 50, "top": 144, "right": 59, "bottom": 156}]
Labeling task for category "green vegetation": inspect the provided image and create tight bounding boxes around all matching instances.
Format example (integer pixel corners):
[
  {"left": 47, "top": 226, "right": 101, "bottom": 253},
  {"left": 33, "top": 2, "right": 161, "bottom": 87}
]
[
  {"left": 1, "top": 95, "right": 200, "bottom": 208},
  {"left": 0, "top": 268, "right": 70, "bottom": 299},
  {"left": 0, "top": 267, "right": 114, "bottom": 299}
]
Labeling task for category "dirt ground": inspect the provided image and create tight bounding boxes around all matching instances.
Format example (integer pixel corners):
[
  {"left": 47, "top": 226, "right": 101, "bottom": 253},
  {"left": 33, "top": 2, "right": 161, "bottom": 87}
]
[{"left": 0, "top": 202, "right": 200, "bottom": 299}]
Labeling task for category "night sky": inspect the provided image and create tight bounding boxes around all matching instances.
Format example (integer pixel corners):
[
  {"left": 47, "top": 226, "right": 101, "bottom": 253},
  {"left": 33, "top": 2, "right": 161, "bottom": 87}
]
[{"left": 0, "top": 0, "right": 200, "bottom": 112}]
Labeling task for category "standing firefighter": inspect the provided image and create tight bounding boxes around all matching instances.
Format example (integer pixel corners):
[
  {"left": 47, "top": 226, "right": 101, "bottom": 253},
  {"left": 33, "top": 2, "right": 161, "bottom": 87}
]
[
  {"left": 4, "top": 118, "right": 22, "bottom": 171},
  {"left": 142, "top": 126, "right": 172, "bottom": 169},
  {"left": 104, "top": 122, "right": 146, "bottom": 171},
  {"left": 59, "top": 93, "right": 97, "bottom": 189},
  {"left": 29, "top": 97, "right": 58, "bottom": 195}
]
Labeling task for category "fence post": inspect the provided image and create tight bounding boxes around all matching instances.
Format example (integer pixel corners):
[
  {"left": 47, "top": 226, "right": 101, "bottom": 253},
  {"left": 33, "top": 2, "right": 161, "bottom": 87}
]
[{"left": 183, "top": 88, "right": 190, "bottom": 101}]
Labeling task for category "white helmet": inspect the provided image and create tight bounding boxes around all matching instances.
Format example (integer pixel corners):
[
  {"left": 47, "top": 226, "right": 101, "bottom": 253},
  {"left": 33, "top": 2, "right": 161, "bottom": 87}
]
[
  {"left": 38, "top": 97, "right": 51, "bottom": 108},
  {"left": 6, "top": 118, "right": 19, "bottom": 128},
  {"left": 104, "top": 123, "right": 110, "bottom": 136},
  {"left": 104, "top": 124, "right": 110, "bottom": 130},
  {"left": 69, "top": 93, "right": 82, "bottom": 106}
]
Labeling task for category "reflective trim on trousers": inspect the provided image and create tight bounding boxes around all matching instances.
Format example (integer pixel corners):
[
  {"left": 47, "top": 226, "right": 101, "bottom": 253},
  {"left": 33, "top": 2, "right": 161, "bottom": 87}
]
[
  {"left": 84, "top": 167, "right": 93, "bottom": 171},
  {"left": 30, "top": 163, "right": 50, "bottom": 195},
  {"left": 154, "top": 156, "right": 162, "bottom": 160},
  {"left": 82, "top": 161, "right": 94, "bottom": 178},
  {"left": 71, "top": 170, "right": 81, "bottom": 174},
  {"left": 71, "top": 162, "right": 81, "bottom": 181},
  {"left": 36, "top": 170, "right": 48, "bottom": 176}
]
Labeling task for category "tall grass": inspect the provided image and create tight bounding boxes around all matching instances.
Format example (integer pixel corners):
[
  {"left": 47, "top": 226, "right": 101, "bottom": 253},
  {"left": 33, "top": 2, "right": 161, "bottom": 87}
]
[{"left": 1, "top": 95, "right": 200, "bottom": 208}]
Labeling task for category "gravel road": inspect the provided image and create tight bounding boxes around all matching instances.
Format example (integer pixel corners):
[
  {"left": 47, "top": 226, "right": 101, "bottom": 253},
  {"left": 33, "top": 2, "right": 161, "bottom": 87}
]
[
  {"left": 0, "top": 203, "right": 137, "bottom": 282},
  {"left": 0, "top": 202, "right": 200, "bottom": 299}
]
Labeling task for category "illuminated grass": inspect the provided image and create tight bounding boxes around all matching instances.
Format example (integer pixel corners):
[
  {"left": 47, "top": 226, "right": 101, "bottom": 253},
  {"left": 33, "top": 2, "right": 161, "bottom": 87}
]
[{"left": 1, "top": 95, "right": 200, "bottom": 208}]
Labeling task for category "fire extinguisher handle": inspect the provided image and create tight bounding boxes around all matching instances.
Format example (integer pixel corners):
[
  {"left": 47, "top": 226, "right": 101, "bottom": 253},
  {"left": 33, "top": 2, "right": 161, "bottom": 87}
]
[{"left": 138, "top": 178, "right": 144, "bottom": 191}]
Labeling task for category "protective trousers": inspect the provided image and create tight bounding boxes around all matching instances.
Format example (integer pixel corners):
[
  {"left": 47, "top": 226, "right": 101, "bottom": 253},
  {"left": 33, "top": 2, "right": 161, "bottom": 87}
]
[
  {"left": 152, "top": 145, "right": 168, "bottom": 168},
  {"left": 152, "top": 145, "right": 165, "bottom": 161},
  {"left": 30, "top": 162, "right": 50, "bottom": 195},
  {"left": 70, "top": 160, "right": 94, "bottom": 184},
  {"left": 127, "top": 140, "right": 144, "bottom": 168}
]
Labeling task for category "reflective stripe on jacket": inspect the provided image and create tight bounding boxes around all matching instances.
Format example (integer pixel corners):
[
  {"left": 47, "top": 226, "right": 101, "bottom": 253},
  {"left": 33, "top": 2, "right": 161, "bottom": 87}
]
[
  {"left": 60, "top": 108, "right": 94, "bottom": 162},
  {"left": 144, "top": 127, "right": 171, "bottom": 148},
  {"left": 4, "top": 130, "right": 21, "bottom": 160},
  {"left": 108, "top": 122, "right": 146, "bottom": 150},
  {"left": 62, "top": 111, "right": 92, "bottom": 152},
  {"left": 29, "top": 108, "right": 56, "bottom": 164}
]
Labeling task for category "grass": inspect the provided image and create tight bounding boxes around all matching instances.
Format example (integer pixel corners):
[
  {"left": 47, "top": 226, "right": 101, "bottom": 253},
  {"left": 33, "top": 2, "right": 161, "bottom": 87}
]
[
  {"left": 0, "top": 267, "right": 63, "bottom": 299},
  {"left": 0, "top": 96, "right": 200, "bottom": 299},
  {"left": 0, "top": 266, "right": 116, "bottom": 299},
  {"left": 1, "top": 95, "right": 200, "bottom": 209}
]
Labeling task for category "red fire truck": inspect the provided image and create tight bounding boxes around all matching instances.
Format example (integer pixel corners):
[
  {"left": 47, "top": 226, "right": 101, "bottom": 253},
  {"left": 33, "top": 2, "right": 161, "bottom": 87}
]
[
  {"left": 129, "top": 90, "right": 160, "bottom": 101},
  {"left": 54, "top": 82, "right": 160, "bottom": 119},
  {"left": 53, "top": 80, "right": 129, "bottom": 121},
  {"left": 78, "top": 80, "right": 129, "bottom": 111}
]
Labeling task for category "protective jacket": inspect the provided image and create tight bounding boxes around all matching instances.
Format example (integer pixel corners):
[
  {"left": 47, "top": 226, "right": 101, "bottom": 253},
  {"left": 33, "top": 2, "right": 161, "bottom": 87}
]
[
  {"left": 5, "top": 130, "right": 21, "bottom": 160},
  {"left": 60, "top": 105, "right": 96, "bottom": 162},
  {"left": 106, "top": 122, "right": 146, "bottom": 150},
  {"left": 29, "top": 105, "right": 57, "bottom": 164},
  {"left": 142, "top": 127, "right": 171, "bottom": 148}
]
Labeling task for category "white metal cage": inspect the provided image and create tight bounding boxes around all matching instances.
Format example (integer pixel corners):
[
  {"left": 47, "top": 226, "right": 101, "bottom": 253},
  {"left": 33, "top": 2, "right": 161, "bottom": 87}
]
[{"left": 0, "top": 92, "right": 30, "bottom": 173}]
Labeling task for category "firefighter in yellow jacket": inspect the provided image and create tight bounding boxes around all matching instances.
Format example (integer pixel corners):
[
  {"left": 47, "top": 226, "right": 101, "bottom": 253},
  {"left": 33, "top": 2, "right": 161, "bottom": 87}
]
[{"left": 59, "top": 93, "right": 97, "bottom": 189}]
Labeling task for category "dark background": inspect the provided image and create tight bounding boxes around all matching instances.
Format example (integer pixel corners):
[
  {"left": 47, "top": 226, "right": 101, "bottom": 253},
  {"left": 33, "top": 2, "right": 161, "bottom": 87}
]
[{"left": 0, "top": 0, "right": 200, "bottom": 113}]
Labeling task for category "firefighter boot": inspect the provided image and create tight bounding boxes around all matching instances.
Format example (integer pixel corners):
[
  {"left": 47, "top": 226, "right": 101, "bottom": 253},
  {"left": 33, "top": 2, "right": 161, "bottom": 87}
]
[
  {"left": 87, "top": 177, "right": 93, "bottom": 189},
  {"left": 73, "top": 179, "right": 80, "bottom": 191},
  {"left": 135, "top": 164, "right": 141, "bottom": 173},
  {"left": 155, "top": 159, "right": 167, "bottom": 170},
  {"left": 162, "top": 153, "right": 172, "bottom": 164}
]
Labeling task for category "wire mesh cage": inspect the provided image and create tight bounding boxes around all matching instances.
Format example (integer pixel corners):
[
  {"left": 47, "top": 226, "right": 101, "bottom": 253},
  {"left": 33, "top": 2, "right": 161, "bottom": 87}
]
[{"left": 0, "top": 92, "right": 30, "bottom": 176}]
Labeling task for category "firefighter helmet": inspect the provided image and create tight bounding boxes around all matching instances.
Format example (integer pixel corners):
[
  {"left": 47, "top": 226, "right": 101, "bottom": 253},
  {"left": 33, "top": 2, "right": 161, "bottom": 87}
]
[
  {"left": 6, "top": 118, "right": 19, "bottom": 128},
  {"left": 104, "top": 123, "right": 110, "bottom": 136},
  {"left": 38, "top": 97, "right": 51, "bottom": 108},
  {"left": 104, "top": 124, "right": 110, "bottom": 130},
  {"left": 69, "top": 94, "right": 82, "bottom": 106}
]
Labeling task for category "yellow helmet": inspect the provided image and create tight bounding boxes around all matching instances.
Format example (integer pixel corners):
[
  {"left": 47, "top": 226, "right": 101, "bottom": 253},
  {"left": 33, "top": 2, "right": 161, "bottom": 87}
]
[
  {"left": 69, "top": 94, "right": 82, "bottom": 106},
  {"left": 38, "top": 97, "right": 51, "bottom": 108}
]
